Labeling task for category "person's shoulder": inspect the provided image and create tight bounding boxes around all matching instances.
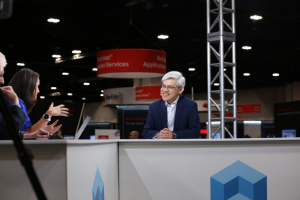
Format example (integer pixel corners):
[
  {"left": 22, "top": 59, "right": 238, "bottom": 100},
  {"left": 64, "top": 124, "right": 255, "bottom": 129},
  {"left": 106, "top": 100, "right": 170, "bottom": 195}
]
[
  {"left": 149, "top": 99, "right": 164, "bottom": 107},
  {"left": 180, "top": 96, "right": 197, "bottom": 104}
]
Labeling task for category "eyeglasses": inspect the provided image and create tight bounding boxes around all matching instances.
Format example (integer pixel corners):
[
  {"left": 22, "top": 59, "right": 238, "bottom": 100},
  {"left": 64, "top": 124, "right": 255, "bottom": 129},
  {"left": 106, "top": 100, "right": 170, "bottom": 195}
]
[{"left": 161, "top": 84, "right": 177, "bottom": 90}]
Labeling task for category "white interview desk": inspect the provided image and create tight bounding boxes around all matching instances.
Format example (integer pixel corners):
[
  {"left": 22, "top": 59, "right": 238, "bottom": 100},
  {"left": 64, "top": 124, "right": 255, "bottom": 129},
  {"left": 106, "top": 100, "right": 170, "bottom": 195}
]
[
  {"left": 0, "top": 140, "right": 119, "bottom": 200},
  {"left": 1, "top": 138, "right": 300, "bottom": 200}
]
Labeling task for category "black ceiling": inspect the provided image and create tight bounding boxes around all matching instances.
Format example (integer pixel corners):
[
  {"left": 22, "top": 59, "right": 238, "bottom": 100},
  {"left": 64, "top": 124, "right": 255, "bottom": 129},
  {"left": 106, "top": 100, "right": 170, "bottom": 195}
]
[{"left": 1, "top": 0, "right": 300, "bottom": 102}]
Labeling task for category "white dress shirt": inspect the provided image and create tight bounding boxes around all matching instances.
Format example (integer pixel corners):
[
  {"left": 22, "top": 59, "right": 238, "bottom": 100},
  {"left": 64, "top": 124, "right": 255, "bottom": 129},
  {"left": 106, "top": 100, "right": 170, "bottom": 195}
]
[{"left": 165, "top": 96, "right": 179, "bottom": 131}]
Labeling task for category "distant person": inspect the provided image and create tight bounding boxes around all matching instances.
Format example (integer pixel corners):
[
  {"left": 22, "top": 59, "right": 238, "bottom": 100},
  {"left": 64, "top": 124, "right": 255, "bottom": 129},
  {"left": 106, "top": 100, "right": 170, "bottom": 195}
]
[
  {"left": 0, "top": 52, "right": 50, "bottom": 140},
  {"left": 143, "top": 71, "right": 200, "bottom": 139},
  {"left": 129, "top": 131, "right": 139, "bottom": 139},
  {"left": 8, "top": 68, "right": 69, "bottom": 133}
]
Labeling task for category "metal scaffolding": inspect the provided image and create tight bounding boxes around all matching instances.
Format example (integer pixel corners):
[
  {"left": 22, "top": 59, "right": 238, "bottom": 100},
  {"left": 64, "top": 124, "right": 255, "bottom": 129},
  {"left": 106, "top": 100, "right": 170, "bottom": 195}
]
[{"left": 206, "top": 0, "right": 237, "bottom": 139}]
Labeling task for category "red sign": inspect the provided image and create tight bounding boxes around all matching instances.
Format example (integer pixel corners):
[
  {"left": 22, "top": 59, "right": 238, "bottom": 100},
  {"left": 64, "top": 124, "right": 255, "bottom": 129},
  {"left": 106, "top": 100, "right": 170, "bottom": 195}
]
[
  {"left": 135, "top": 85, "right": 161, "bottom": 100},
  {"left": 237, "top": 104, "right": 261, "bottom": 113},
  {"left": 96, "top": 49, "right": 166, "bottom": 78},
  {"left": 98, "top": 135, "right": 109, "bottom": 139}
]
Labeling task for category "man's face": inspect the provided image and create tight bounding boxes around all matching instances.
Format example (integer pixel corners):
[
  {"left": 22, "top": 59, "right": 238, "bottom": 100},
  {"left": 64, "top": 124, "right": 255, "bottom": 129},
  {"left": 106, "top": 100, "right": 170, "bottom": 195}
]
[
  {"left": 0, "top": 66, "right": 4, "bottom": 85},
  {"left": 161, "top": 79, "right": 184, "bottom": 104},
  {"left": 129, "top": 132, "right": 139, "bottom": 139}
]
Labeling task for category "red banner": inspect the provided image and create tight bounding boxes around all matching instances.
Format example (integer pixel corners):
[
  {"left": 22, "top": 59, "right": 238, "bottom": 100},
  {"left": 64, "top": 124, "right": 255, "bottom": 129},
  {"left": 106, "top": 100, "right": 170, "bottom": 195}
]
[
  {"left": 237, "top": 104, "right": 261, "bottom": 113},
  {"left": 97, "top": 49, "right": 166, "bottom": 78},
  {"left": 135, "top": 85, "right": 161, "bottom": 100}
]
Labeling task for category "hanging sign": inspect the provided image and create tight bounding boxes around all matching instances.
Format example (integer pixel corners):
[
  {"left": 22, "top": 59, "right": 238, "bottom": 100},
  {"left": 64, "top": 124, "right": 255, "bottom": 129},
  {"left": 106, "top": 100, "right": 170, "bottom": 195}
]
[
  {"left": 135, "top": 85, "right": 161, "bottom": 100},
  {"left": 237, "top": 104, "right": 261, "bottom": 113},
  {"left": 96, "top": 49, "right": 166, "bottom": 78}
]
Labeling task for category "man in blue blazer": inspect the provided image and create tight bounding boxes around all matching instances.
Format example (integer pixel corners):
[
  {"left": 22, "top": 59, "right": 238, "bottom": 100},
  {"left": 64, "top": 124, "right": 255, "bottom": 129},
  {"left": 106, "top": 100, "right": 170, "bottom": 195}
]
[{"left": 143, "top": 71, "right": 200, "bottom": 139}]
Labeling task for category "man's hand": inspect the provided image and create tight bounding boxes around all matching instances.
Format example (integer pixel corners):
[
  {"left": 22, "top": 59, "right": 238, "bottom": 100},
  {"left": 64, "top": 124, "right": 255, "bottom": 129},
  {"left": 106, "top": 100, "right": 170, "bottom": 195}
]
[
  {"left": 157, "top": 128, "right": 174, "bottom": 139},
  {"left": 23, "top": 129, "right": 49, "bottom": 139},
  {"left": 0, "top": 86, "right": 19, "bottom": 104}
]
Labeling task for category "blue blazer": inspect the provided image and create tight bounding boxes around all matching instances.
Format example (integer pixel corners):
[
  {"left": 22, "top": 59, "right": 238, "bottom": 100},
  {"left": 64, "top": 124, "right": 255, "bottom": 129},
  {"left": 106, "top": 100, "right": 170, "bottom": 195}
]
[{"left": 143, "top": 96, "right": 200, "bottom": 139}]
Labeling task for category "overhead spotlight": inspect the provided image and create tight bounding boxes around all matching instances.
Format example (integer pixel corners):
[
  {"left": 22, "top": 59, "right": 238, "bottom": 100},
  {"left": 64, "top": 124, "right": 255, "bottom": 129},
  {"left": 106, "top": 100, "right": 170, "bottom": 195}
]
[
  {"left": 92, "top": 68, "right": 98, "bottom": 71},
  {"left": 52, "top": 54, "right": 61, "bottom": 58},
  {"left": 243, "top": 73, "right": 250, "bottom": 76},
  {"left": 224, "top": 68, "right": 227, "bottom": 71},
  {"left": 100, "top": 94, "right": 104, "bottom": 97},
  {"left": 72, "top": 50, "right": 81, "bottom": 54},
  {"left": 101, "top": 90, "right": 104, "bottom": 93},
  {"left": 214, "top": 83, "right": 220, "bottom": 86},
  {"left": 62, "top": 72, "right": 69, "bottom": 75},
  {"left": 40, "top": 96, "right": 45, "bottom": 99},
  {"left": 242, "top": 46, "right": 252, "bottom": 50},
  {"left": 67, "top": 93, "right": 73, "bottom": 96},
  {"left": 272, "top": 73, "right": 280, "bottom": 77},
  {"left": 51, "top": 87, "right": 57, "bottom": 90},
  {"left": 188, "top": 68, "right": 195, "bottom": 71},
  {"left": 250, "top": 15, "right": 262, "bottom": 20},
  {"left": 157, "top": 35, "right": 169, "bottom": 39},
  {"left": 47, "top": 18, "right": 60, "bottom": 23},
  {"left": 82, "top": 97, "right": 86, "bottom": 100},
  {"left": 72, "top": 54, "right": 83, "bottom": 59},
  {"left": 83, "top": 82, "right": 90, "bottom": 86},
  {"left": 17, "top": 63, "right": 25, "bottom": 66}
]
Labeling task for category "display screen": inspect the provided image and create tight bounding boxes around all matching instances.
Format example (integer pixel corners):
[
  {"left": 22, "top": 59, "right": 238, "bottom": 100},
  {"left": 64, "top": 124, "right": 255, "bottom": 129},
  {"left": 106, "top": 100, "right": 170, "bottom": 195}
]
[{"left": 282, "top": 129, "right": 296, "bottom": 137}]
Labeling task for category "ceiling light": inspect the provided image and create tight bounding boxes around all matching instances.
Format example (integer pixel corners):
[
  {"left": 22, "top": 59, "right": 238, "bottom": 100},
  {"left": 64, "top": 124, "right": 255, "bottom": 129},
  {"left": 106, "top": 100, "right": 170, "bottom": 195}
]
[
  {"left": 51, "top": 87, "right": 57, "bottom": 90},
  {"left": 92, "top": 68, "right": 98, "bottom": 71},
  {"left": 82, "top": 97, "right": 86, "bottom": 100},
  {"left": 47, "top": 18, "right": 60, "bottom": 23},
  {"left": 214, "top": 83, "right": 220, "bottom": 86},
  {"left": 242, "top": 46, "right": 252, "bottom": 50},
  {"left": 272, "top": 73, "right": 280, "bottom": 77},
  {"left": 250, "top": 15, "right": 262, "bottom": 20},
  {"left": 188, "top": 68, "right": 195, "bottom": 71},
  {"left": 83, "top": 82, "right": 90, "bottom": 86},
  {"left": 52, "top": 54, "right": 61, "bottom": 58},
  {"left": 100, "top": 94, "right": 104, "bottom": 97},
  {"left": 224, "top": 68, "right": 226, "bottom": 71},
  {"left": 62, "top": 72, "right": 69, "bottom": 75},
  {"left": 72, "top": 50, "right": 81, "bottom": 54},
  {"left": 101, "top": 90, "right": 103, "bottom": 93},
  {"left": 17, "top": 63, "right": 25, "bottom": 66},
  {"left": 40, "top": 96, "right": 45, "bottom": 99},
  {"left": 243, "top": 73, "right": 250, "bottom": 76},
  {"left": 67, "top": 93, "right": 73, "bottom": 96},
  {"left": 157, "top": 35, "right": 169, "bottom": 39}
]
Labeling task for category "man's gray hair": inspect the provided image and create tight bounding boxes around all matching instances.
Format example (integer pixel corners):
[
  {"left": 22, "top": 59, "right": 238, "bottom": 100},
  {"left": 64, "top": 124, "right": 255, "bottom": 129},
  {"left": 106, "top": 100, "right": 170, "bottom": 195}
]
[
  {"left": 161, "top": 71, "right": 185, "bottom": 88},
  {"left": 0, "top": 52, "right": 7, "bottom": 68}
]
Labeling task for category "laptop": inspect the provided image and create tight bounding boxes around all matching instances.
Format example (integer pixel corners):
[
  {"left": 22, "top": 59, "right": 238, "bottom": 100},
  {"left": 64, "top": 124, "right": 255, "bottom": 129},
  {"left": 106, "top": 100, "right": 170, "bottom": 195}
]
[{"left": 74, "top": 116, "right": 91, "bottom": 140}]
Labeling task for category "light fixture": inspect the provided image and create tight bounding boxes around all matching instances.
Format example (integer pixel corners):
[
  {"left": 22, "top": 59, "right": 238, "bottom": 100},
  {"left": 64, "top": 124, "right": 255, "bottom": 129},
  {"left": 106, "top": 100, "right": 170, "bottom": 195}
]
[
  {"left": 100, "top": 94, "right": 104, "bottom": 97},
  {"left": 51, "top": 87, "right": 57, "bottom": 90},
  {"left": 214, "top": 83, "right": 220, "bottom": 86},
  {"left": 101, "top": 90, "right": 103, "bottom": 93},
  {"left": 272, "top": 73, "right": 280, "bottom": 77},
  {"left": 92, "top": 68, "right": 97, "bottom": 71},
  {"left": 224, "top": 68, "right": 226, "bottom": 71},
  {"left": 244, "top": 121, "right": 261, "bottom": 125},
  {"left": 52, "top": 54, "right": 61, "bottom": 58},
  {"left": 72, "top": 50, "right": 81, "bottom": 54},
  {"left": 67, "top": 93, "right": 73, "bottom": 96},
  {"left": 242, "top": 46, "right": 252, "bottom": 50},
  {"left": 40, "top": 96, "right": 45, "bottom": 99},
  {"left": 243, "top": 73, "right": 250, "bottom": 76},
  {"left": 82, "top": 97, "right": 86, "bottom": 100},
  {"left": 17, "top": 63, "right": 25, "bottom": 66},
  {"left": 47, "top": 18, "right": 60, "bottom": 23},
  {"left": 157, "top": 35, "right": 169, "bottom": 39},
  {"left": 62, "top": 72, "right": 69, "bottom": 76},
  {"left": 188, "top": 68, "right": 195, "bottom": 71},
  {"left": 83, "top": 82, "right": 90, "bottom": 86},
  {"left": 250, "top": 15, "right": 262, "bottom": 20}
]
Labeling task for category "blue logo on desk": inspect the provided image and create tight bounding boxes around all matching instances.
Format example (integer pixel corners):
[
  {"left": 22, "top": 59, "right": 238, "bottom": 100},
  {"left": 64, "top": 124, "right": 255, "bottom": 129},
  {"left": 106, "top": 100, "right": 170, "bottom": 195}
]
[
  {"left": 211, "top": 161, "right": 267, "bottom": 200},
  {"left": 93, "top": 168, "right": 104, "bottom": 200}
]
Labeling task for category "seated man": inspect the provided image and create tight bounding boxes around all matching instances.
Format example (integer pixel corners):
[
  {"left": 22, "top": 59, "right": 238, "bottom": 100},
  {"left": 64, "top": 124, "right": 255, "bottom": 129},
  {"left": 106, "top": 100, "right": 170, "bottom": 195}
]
[
  {"left": 129, "top": 131, "right": 139, "bottom": 139},
  {"left": 143, "top": 71, "right": 200, "bottom": 139}
]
